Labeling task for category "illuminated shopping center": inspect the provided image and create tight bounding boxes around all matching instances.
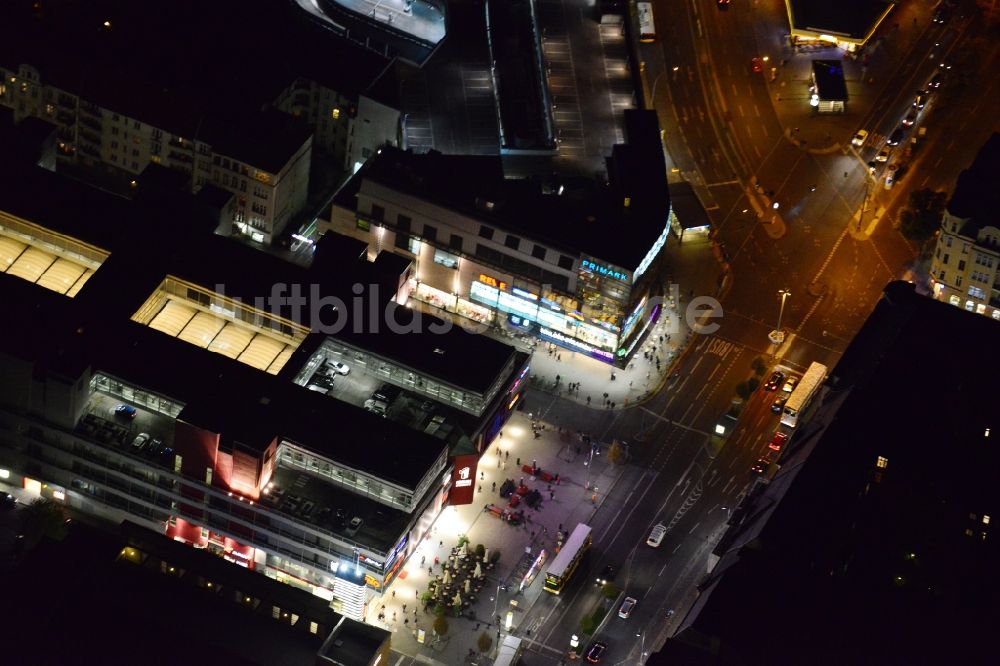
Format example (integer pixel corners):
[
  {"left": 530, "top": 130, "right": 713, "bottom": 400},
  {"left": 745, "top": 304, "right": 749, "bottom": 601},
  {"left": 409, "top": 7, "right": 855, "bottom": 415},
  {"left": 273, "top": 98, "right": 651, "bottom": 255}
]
[
  {"left": 325, "top": 111, "right": 676, "bottom": 366},
  {"left": 0, "top": 163, "right": 528, "bottom": 621}
]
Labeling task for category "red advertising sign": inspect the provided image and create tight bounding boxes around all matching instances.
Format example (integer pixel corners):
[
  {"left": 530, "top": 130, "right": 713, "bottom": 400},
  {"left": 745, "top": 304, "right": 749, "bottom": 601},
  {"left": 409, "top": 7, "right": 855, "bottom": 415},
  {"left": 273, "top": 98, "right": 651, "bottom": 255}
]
[{"left": 450, "top": 454, "right": 479, "bottom": 506}]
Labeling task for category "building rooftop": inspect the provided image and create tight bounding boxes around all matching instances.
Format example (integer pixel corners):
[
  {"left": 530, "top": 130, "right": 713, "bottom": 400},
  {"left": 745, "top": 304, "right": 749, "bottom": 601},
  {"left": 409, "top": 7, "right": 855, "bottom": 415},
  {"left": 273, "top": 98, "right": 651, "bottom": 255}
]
[
  {"left": 787, "top": 0, "right": 893, "bottom": 41},
  {"left": 948, "top": 132, "right": 1000, "bottom": 236},
  {"left": 655, "top": 281, "right": 1000, "bottom": 663},
  {"left": 341, "top": 140, "right": 669, "bottom": 272},
  {"left": 0, "top": 161, "right": 517, "bottom": 490},
  {"left": 2, "top": 520, "right": 343, "bottom": 666},
  {"left": 811, "top": 59, "right": 848, "bottom": 101},
  {"left": 1, "top": 0, "right": 391, "bottom": 161}
]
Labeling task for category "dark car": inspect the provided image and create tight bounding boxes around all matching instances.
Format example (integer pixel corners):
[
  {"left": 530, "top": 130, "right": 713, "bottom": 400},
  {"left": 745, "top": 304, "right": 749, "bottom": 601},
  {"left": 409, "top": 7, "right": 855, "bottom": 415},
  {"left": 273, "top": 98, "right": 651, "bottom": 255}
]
[
  {"left": 717, "top": 0, "right": 730, "bottom": 8},
  {"left": 932, "top": 6, "right": 952, "bottom": 23},
  {"left": 585, "top": 642, "right": 608, "bottom": 663},
  {"left": 764, "top": 371, "right": 785, "bottom": 392},
  {"left": 768, "top": 431, "right": 789, "bottom": 452},
  {"left": 750, "top": 459, "right": 770, "bottom": 476},
  {"left": 928, "top": 73, "right": 942, "bottom": 89},
  {"left": 913, "top": 91, "right": 928, "bottom": 109},
  {"left": 596, "top": 564, "right": 615, "bottom": 586},
  {"left": 771, "top": 395, "right": 788, "bottom": 414},
  {"left": 887, "top": 128, "right": 904, "bottom": 146},
  {"left": 114, "top": 404, "right": 137, "bottom": 419},
  {"left": 1, "top": 492, "right": 17, "bottom": 511}
]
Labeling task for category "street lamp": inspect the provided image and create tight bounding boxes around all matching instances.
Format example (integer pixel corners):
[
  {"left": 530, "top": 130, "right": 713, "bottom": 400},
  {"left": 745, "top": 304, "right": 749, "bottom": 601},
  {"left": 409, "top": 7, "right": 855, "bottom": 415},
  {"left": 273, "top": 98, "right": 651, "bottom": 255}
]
[
  {"left": 768, "top": 290, "right": 790, "bottom": 345},
  {"left": 637, "top": 631, "right": 647, "bottom": 664}
]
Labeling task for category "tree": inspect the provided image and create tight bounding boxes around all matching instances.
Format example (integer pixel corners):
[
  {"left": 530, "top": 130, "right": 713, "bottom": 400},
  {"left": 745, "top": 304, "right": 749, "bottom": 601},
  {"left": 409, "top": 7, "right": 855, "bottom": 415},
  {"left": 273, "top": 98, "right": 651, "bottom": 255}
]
[
  {"left": 747, "top": 377, "right": 760, "bottom": 393},
  {"left": 899, "top": 188, "right": 947, "bottom": 241},
  {"left": 752, "top": 356, "right": 767, "bottom": 376},
  {"left": 735, "top": 381, "right": 751, "bottom": 401},
  {"left": 475, "top": 543, "right": 486, "bottom": 559},
  {"left": 20, "top": 497, "right": 68, "bottom": 545},
  {"left": 606, "top": 440, "right": 626, "bottom": 465},
  {"left": 478, "top": 631, "right": 493, "bottom": 653},
  {"left": 433, "top": 615, "right": 449, "bottom": 638}
]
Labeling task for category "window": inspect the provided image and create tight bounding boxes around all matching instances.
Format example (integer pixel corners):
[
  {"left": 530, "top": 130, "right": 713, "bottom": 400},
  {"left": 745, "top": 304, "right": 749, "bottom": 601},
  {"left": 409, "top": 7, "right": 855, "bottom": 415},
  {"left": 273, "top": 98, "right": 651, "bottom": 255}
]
[
  {"left": 943, "top": 254, "right": 950, "bottom": 265},
  {"left": 174, "top": 455, "right": 182, "bottom": 473},
  {"left": 111, "top": 127, "right": 119, "bottom": 136},
  {"left": 433, "top": 248, "right": 459, "bottom": 269},
  {"left": 976, "top": 303, "right": 986, "bottom": 314},
  {"left": 371, "top": 204, "right": 385, "bottom": 222},
  {"left": 558, "top": 255, "right": 574, "bottom": 270},
  {"left": 395, "top": 233, "right": 410, "bottom": 250},
  {"left": 111, "top": 140, "right": 119, "bottom": 149},
  {"left": 310, "top": 621, "right": 319, "bottom": 635},
  {"left": 945, "top": 235, "right": 953, "bottom": 247},
  {"left": 532, "top": 244, "right": 547, "bottom": 260},
  {"left": 479, "top": 226, "right": 494, "bottom": 240},
  {"left": 356, "top": 219, "right": 370, "bottom": 232},
  {"left": 949, "top": 295, "right": 960, "bottom": 306},
  {"left": 876, "top": 456, "right": 888, "bottom": 469},
  {"left": 408, "top": 236, "right": 422, "bottom": 255},
  {"left": 205, "top": 468, "right": 213, "bottom": 485},
  {"left": 397, "top": 214, "right": 411, "bottom": 232},
  {"left": 423, "top": 225, "right": 437, "bottom": 242},
  {"left": 956, "top": 276, "right": 963, "bottom": 287},
  {"left": 958, "top": 260, "right": 966, "bottom": 271},
  {"left": 505, "top": 235, "right": 521, "bottom": 250},
  {"left": 965, "top": 300, "right": 974, "bottom": 311},
  {"left": 993, "top": 310, "right": 1000, "bottom": 320}
]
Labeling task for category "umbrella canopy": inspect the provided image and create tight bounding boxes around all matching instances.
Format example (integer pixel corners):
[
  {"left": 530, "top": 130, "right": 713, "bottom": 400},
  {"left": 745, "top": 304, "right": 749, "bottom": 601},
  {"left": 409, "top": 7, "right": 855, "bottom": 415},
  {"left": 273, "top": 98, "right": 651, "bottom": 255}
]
[
  {"left": 482, "top": 547, "right": 490, "bottom": 563},
  {"left": 443, "top": 570, "right": 451, "bottom": 585},
  {"left": 452, "top": 592, "right": 462, "bottom": 606},
  {"left": 464, "top": 578, "right": 471, "bottom": 594},
  {"left": 474, "top": 562, "right": 483, "bottom": 578}
]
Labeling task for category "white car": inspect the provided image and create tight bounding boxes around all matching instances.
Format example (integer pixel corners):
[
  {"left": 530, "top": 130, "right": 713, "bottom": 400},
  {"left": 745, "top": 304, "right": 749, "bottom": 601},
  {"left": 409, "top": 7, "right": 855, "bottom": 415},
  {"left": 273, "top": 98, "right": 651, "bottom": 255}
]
[
  {"left": 326, "top": 361, "right": 350, "bottom": 376},
  {"left": 646, "top": 524, "right": 667, "bottom": 548},
  {"left": 619, "top": 596, "right": 637, "bottom": 619},
  {"left": 875, "top": 148, "right": 890, "bottom": 163},
  {"left": 851, "top": 129, "right": 868, "bottom": 147}
]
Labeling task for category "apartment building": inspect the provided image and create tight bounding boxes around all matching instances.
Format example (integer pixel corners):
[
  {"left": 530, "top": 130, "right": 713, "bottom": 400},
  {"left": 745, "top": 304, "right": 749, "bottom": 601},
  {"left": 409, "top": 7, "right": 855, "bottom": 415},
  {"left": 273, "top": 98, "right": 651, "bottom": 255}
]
[
  {"left": 929, "top": 133, "right": 1000, "bottom": 318},
  {"left": 0, "top": 0, "right": 401, "bottom": 244}
]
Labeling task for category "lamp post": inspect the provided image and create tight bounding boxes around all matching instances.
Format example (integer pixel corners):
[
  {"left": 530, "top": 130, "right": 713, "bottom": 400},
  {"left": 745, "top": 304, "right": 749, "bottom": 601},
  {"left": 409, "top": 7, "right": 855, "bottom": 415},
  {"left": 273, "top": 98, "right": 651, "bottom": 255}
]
[
  {"left": 857, "top": 179, "right": 869, "bottom": 233},
  {"left": 637, "top": 631, "right": 647, "bottom": 664},
  {"left": 768, "top": 290, "right": 790, "bottom": 345},
  {"left": 490, "top": 583, "right": 503, "bottom": 657}
]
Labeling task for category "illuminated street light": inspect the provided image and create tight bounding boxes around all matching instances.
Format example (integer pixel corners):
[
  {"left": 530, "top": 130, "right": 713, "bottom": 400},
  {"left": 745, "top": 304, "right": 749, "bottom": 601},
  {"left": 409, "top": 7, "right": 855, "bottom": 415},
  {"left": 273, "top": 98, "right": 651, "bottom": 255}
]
[
  {"left": 768, "top": 289, "right": 791, "bottom": 345},
  {"left": 772, "top": 201, "right": 780, "bottom": 209}
]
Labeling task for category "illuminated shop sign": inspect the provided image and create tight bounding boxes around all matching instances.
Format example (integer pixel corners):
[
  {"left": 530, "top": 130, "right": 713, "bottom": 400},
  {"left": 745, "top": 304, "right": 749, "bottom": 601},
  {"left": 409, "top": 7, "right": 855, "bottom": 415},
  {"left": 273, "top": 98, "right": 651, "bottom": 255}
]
[
  {"left": 498, "top": 292, "right": 539, "bottom": 319},
  {"left": 384, "top": 534, "right": 409, "bottom": 571},
  {"left": 358, "top": 553, "right": 384, "bottom": 569},
  {"left": 540, "top": 297, "right": 561, "bottom": 311},
  {"left": 470, "top": 281, "right": 499, "bottom": 303},
  {"left": 581, "top": 260, "right": 630, "bottom": 282},
  {"left": 634, "top": 221, "right": 670, "bottom": 281},
  {"left": 621, "top": 296, "right": 648, "bottom": 341},
  {"left": 512, "top": 287, "right": 538, "bottom": 301},
  {"left": 539, "top": 326, "right": 615, "bottom": 362},
  {"left": 479, "top": 274, "right": 509, "bottom": 291},
  {"left": 455, "top": 465, "right": 473, "bottom": 488}
]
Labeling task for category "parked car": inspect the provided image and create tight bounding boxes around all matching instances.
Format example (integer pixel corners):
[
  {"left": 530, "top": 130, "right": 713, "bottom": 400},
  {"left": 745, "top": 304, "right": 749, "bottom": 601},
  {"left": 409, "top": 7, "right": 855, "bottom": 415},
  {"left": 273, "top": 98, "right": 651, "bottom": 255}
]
[
  {"left": 647, "top": 524, "right": 667, "bottom": 548},
  {"left": 928, "top": 73, "right": 942, "bottom": 89},
  {"left": 585, "top": 642, "right": 608, "bottom": 663},
  {"left": 851, "top": 129, "right": 868, "bottom": 147},
  {"left": 717, "top": 0, "right": 730, "bottom": 8},
  {"left": 764, "top": 371, "right": 785, "bottom": 392},
  {"left": 887, "top": 128, "right": 904, "bottom": 146},
  {"left": 913, "top": 91, "right": 928, "bottom": 109},
  {"left": 750, "top": 458, "right": 770, "bottom": 476},
  {"left": 902, "top": 110, "right": 917, "bottom": 127},
  {"left": 326, "top": 360, "right": 350, "bottom": 376},
  {"left": 345, "top": 517, "right": 363, "bottom": 536},
  {"left": 1, "top": 492, "right": 17, "bottom": 511},
  {"left": 885, "top": 163, "right": 899, "bottom": 190},
  {"left": 619, "top": 596, "right": 638, "bottom": 619},
  {"left": 596, "top": 564, "right": 615, "bottom": 586},
  {"left": 114, "top": 404, "right": 137, "bottom": 419},
  {"left": 131, "top": 432, "right": 151, "bottom": 452},
  {"left": 750, "top": 57, "right": 762, "bottom": 73},
  {"left": 875, "top": 148, "right": 890, "bottom": 163},
  {"left": 771, "top": 395, "right": 788, "bottom": 414},
  {"left": 782, "top": 376, "right": 799, "bottom": 393},
  {"left": 768, "top": 431, "right": 789, "bottom": 452}
]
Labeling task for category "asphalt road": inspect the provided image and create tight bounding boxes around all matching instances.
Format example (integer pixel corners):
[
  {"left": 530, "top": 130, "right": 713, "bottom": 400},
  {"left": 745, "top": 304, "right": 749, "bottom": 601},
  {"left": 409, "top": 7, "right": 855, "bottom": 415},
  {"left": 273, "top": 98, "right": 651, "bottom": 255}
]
[{"left": 503, "top": 3, "right": 1000, "bottom": 664}]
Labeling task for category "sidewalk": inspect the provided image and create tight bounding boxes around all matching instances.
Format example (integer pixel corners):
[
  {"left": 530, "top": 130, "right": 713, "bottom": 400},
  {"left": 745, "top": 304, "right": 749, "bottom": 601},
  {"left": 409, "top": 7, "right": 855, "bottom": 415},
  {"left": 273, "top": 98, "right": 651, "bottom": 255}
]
[
  {"left": 374, "top": 410, "right": 624, "bottom": 664},
  {"left": 751, "top": 0, "right": 931, "bottom": 151},
  {"left": 511, "top": 237, "right": 724, "bottom": 411}
]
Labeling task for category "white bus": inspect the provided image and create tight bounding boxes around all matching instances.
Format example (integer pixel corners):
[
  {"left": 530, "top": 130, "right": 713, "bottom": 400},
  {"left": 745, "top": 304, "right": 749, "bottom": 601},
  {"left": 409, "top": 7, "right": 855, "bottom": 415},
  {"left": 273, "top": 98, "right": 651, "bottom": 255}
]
[
  {"left": 544, "top": 523, "right": 592, "bottom": 594},
  {"left": 780, "top": 362, "right": 828, "bottom": 428},
  {"left": 637, "top": 2, "right": 656, "bottom": 43}
]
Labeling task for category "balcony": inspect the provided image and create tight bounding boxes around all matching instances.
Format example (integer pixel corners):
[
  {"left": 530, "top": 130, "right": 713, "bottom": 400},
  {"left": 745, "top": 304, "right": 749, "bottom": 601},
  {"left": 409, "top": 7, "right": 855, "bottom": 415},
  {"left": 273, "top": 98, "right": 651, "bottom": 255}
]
[
  {"left": 78, "top": 129, "right": 101, "bottom": 146},
  {"left": 57, "top": 93, "right": 76, "bottom": 109},
  {"left": 56, "top": 110, "right": 75, "bottom": 126},
  {"left": 79, "top": 115, "right": 102, "bottom": 132}
]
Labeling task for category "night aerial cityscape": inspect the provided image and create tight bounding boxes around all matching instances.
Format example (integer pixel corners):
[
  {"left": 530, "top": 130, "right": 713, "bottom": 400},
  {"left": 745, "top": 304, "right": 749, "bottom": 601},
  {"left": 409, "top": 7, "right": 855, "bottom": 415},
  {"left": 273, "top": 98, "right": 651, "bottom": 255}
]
[{"left": 1, "top": 0, "right": 998, "bottom": 663}]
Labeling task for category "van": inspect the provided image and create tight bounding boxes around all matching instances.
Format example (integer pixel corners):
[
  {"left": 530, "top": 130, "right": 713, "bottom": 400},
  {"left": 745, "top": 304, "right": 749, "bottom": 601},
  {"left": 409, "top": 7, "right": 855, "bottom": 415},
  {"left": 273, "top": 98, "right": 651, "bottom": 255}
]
[
  {"left": 364, "top": 398, "right": 388, "bottom": 416},
  {"left": 646, "top": 524, "right": 667, "bottom": 547}
]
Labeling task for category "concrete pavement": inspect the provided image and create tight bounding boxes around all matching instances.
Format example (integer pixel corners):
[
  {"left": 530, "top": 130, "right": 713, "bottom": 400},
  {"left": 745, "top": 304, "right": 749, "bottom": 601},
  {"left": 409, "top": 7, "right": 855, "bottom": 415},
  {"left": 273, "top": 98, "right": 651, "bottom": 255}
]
[{"left": 376, "top": 410, "right": 624, "bottom": 664}]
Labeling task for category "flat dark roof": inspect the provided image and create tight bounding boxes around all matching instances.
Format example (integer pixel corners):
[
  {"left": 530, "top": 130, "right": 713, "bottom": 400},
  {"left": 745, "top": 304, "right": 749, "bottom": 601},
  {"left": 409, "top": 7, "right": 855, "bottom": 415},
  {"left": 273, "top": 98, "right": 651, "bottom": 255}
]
[
  {"left": 656, "top": 282, "right": 1000, "bottom": 663},
  {"left": 331, "top": 301, "right": 518, "bottom": 394},
  {"left": 948, "top": 132, "right": 1000, "bottom": 236},
  {"left": 2, "top": 520, "right": 338, "bottom": 666},
  {"left": 788, "top": 0, "right": 892, "bottom": 40},
  {"left": 346, "top": 144, "right": 668, "bottom": 272},
  {"left": 811, "top": 59, "right": 848, "bottom": 101},
  {"left": 1, "top": 0, "right": 390, "bottom": 165},
  {"left": 668, "top": 182, "right": 711, "bottom": 230}
]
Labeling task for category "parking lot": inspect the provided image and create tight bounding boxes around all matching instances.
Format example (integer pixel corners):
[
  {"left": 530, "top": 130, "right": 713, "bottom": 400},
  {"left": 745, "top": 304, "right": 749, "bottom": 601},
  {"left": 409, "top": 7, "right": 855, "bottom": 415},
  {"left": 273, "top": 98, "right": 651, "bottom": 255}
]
[{"left": 83, "top": 392, "right": 176, "bottom": 466}]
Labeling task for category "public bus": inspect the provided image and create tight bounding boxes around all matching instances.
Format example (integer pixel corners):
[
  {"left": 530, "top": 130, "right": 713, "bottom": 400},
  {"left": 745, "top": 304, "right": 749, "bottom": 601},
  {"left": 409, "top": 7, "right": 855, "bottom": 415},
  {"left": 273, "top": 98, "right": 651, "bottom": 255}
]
[
  {"left": 780, "top": 362, "right": 828, "bottom": 428},
  {"left": 543, "top": 523, "right": 593, "bottom": 594},
  {"left": 637, "top": 2, "right": 656, "bottom": 43}
]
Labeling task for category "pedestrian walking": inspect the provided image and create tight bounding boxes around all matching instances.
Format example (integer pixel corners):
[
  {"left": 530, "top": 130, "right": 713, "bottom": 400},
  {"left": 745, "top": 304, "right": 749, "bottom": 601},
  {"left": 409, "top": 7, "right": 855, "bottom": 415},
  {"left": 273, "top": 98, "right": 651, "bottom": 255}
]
[
  {"left": 403, "top": 604, "right": 407, "bottom": 612},
  {"left": 421, "top": 555, "right": 426, "bottom": 565},
  {"left": 586, "top": 396, "right": 591, "bottom": 405},
  {"left": 478, "top": 484, "right": 482, "bottom": 493},
  {"left": 480, "top": 471, "right": 485, "bottom": 480},
  {"left": 505, "top": 451, "right": 509, "bottom": 460},
  {"left": 439, "top": 541, "right": 443, "bottom": 548},
  {"left": 392, "top": 590, "right": 396, "bottom": 599},
  {"left": 516, "top": 457, "right": 521, "bottom": 466},
  {"left": 492, "top": 481, "right": 496, "bottom": 492},
  {"left": 550, "top": 491, "right": 555, "bottom": 500}
]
